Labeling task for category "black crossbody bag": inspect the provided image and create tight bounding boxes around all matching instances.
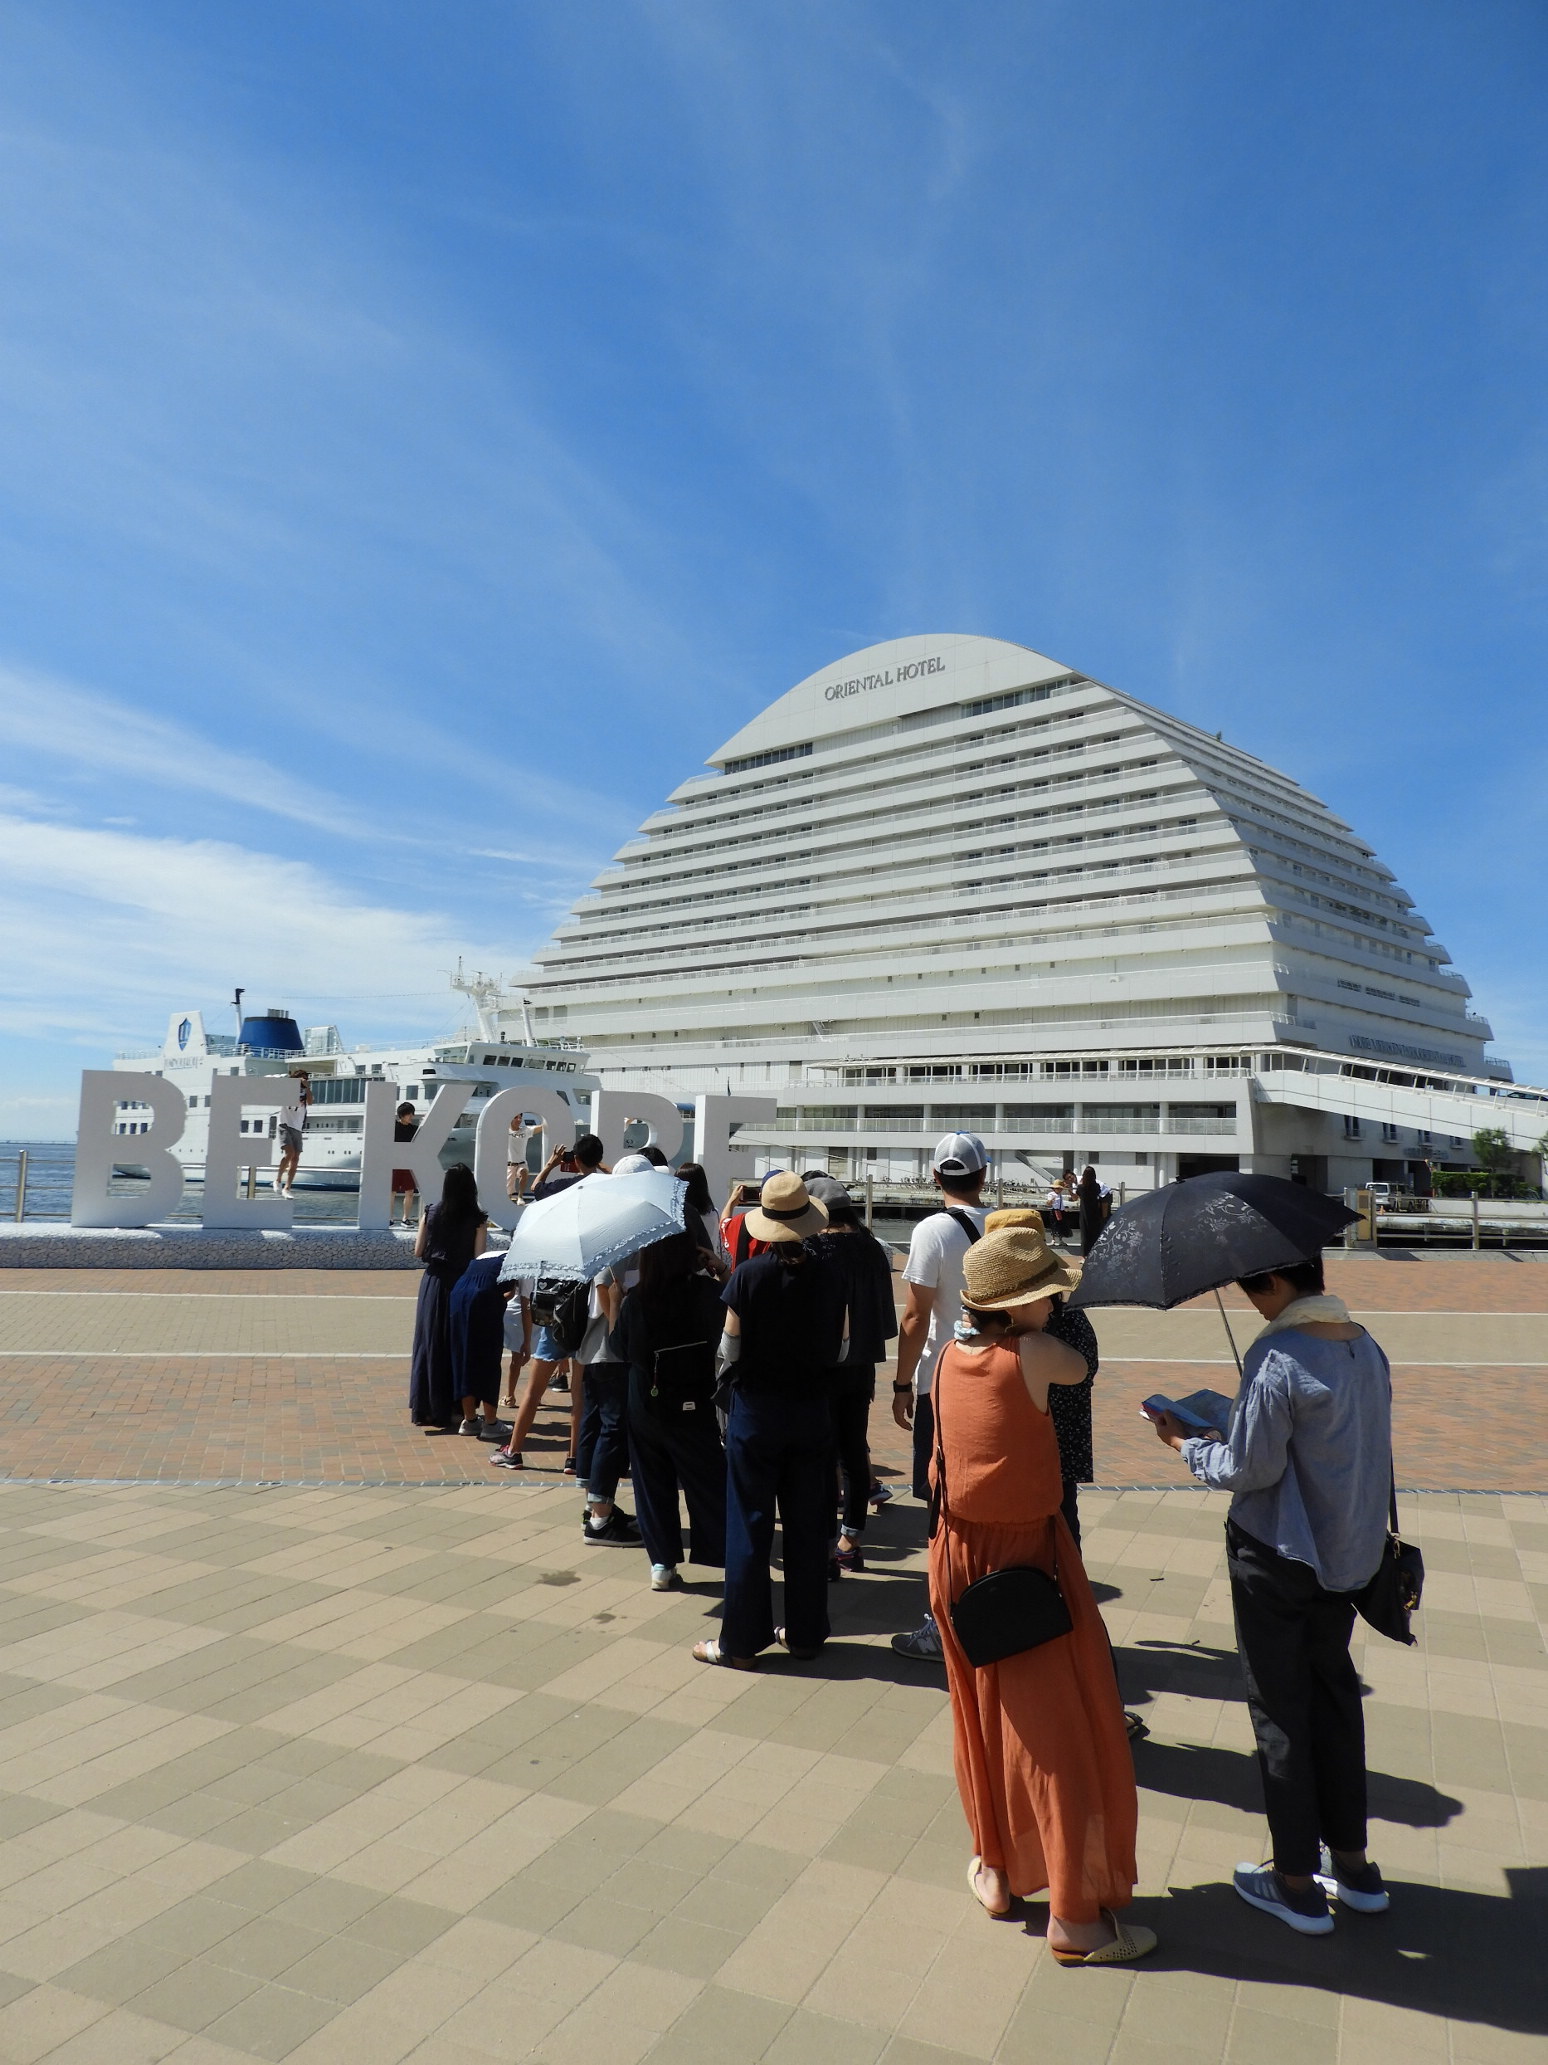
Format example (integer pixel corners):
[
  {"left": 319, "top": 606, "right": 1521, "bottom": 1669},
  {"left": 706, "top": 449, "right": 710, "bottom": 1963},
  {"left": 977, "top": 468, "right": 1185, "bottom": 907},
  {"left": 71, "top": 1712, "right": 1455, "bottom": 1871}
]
[
  {"left": 928, "top": 1360, "right": 1073, "bottom": 1669},
  {"left": 1353, "top": 1472, "right": 1424, "bottom": 1645}
]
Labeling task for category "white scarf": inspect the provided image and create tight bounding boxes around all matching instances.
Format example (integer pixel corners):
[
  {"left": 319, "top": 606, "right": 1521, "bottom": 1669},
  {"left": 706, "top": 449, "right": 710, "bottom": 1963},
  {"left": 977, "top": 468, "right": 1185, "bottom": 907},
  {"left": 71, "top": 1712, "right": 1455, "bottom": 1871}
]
[{"left": 1255, "top": 1293, "right": 1352, "bottom": 1342}]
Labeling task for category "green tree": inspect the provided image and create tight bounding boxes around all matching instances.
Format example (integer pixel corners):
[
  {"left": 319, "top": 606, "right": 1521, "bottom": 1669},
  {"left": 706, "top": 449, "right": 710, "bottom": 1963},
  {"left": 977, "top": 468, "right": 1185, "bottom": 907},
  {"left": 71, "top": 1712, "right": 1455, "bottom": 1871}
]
[
  {"left": 1468, "top": 1128, "right": 1521, "bottom": 1199},
  {"left": 1472, "top": 1127, "right": 1514, "bottom": 1175}
]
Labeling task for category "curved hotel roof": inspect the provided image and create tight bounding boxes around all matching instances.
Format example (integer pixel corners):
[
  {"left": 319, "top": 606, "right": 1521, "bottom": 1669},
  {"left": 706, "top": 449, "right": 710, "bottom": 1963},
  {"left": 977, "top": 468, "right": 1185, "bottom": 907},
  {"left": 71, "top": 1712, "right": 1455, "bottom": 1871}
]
[{"left": 525, "top": 635, "right": 1525, "bottom": 1180}]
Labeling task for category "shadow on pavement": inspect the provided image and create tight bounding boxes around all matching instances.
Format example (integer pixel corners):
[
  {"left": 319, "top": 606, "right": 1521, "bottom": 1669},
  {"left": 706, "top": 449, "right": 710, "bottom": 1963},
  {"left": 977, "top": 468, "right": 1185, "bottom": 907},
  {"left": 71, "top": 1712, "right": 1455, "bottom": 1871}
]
[
  {"left": 1114, "top": 1638, "right": 1246, "bottom": 1707},
  {"left": 1125, "top": 1867, "right": 1547, "bottom": 2036},
  {"left": 1132, "top": 1736, "right": 1463, "bottom": 1828}
]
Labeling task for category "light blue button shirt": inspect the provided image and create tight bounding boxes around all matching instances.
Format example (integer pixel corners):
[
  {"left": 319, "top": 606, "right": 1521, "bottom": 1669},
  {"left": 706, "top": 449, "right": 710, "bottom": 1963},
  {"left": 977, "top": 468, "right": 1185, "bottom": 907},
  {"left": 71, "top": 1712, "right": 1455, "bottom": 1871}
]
[{"left": 1181, "top": 1326, "right": 1393, "bottom": 1593}]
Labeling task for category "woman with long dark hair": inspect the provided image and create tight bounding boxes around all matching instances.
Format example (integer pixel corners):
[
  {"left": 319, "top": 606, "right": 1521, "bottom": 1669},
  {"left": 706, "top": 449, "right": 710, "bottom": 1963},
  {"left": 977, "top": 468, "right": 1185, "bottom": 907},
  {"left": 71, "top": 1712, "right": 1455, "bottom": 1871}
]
[
  {"left": 674, "top": 1162, "right": 725, "bottom": 1274},
  {"left": 611, "top": 1230, "right": 727, "bottom": 1590},
  {"left": 410, "top": 1163, "right": 488, "bottom": 1430},
  {"left": 694, "top": 1173, "right": 845, "bottom": 1668},
  {"left": 1077, "top": 1165, "right": 1109, "bottom": 1257},
  {"left": 804, "top": 1180, "right": 897, "bottom": 1573}
]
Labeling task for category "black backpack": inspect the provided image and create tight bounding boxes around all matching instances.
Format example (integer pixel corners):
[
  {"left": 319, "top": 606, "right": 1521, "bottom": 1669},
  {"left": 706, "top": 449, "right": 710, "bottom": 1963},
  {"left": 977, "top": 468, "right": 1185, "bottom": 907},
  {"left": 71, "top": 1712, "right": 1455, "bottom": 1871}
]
[
  {"left": 636, "top": 1279, "right": 721, "bottom": 1413},
  {"left": 529, "top": 1276, "right": 590, "bottom": 1356},
  {"left": 647, "top": 1336, "right": 718, "bottom": 1412}
]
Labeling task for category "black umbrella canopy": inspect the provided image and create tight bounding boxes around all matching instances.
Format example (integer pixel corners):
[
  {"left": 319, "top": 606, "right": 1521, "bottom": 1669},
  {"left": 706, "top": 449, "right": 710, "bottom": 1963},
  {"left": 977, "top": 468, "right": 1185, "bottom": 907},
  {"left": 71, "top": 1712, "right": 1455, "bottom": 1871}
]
[{"left": 1070, "top": 1173, "right": 1358, "bottom": 1311}]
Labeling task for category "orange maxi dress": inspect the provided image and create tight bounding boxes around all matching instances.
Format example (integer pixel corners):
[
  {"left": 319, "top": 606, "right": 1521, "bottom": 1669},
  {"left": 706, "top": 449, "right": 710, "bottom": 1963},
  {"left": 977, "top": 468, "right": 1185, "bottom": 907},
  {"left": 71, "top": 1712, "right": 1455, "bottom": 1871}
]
[{"left": 929, "top": 1336, "right": 1138, "bottom": 1921}]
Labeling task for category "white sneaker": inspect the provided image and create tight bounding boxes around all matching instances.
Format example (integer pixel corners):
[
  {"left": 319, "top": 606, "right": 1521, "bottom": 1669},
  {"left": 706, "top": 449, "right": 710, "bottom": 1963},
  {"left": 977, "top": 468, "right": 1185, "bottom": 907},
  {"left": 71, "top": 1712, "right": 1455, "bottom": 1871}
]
[
  {"left": 650, "top": 1565, "right": 681, "bottom": 1591},
  {"left": 458, "top": 1418, "right": 481, "bottom": 1435}
]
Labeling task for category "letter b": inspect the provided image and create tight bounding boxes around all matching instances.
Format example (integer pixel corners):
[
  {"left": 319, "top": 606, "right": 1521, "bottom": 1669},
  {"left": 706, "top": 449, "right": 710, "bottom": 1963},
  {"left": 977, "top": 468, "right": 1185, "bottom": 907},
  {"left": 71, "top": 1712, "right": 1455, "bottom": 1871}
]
[{"left": 71, "top": 1071, "right": 186, "bottom": 1227}]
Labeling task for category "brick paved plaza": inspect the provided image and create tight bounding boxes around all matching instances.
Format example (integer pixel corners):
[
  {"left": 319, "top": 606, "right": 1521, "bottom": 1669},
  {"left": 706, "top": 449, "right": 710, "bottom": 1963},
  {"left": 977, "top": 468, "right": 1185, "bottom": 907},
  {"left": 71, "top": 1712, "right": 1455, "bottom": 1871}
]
[{"left": 0, "top": 1256, "right": 1541, "bottom": 2062}]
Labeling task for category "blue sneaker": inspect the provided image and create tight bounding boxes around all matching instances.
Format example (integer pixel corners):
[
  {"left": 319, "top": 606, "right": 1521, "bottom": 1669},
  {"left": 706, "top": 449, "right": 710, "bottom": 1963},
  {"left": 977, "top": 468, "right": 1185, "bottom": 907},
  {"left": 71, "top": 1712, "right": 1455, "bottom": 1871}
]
[
  {"left": 891, "top": 1614, "right": 943, "bottom": 1662},
  {"left": 1315, "top": 1846, "right": 1389, "bottom": 1913},
  {"left": 1233, "top": 1864, "right": 1334, "bottom": 1935}
]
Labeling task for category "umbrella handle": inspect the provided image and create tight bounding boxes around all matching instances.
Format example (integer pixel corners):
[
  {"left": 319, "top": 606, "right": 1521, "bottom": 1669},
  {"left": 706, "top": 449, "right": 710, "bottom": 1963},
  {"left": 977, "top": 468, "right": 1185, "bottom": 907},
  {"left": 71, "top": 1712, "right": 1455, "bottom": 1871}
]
[{"left": 1213, "top": 1288, "right": 1244, "bottom": 1380}]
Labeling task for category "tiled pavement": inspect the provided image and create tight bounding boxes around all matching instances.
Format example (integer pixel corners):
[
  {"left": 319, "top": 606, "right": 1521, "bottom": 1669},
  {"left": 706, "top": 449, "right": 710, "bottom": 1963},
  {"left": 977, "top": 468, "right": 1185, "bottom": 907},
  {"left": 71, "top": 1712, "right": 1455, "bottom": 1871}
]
[
  {"left": 0, "top": 1480, "right": 1542, "bottom": 2064},
  {"left": 0, "top": 1257, "right": 1541, "bottom": 2062},
  {"left": 0, "top": 1257, "right": 1543, "bottom": 1490}
]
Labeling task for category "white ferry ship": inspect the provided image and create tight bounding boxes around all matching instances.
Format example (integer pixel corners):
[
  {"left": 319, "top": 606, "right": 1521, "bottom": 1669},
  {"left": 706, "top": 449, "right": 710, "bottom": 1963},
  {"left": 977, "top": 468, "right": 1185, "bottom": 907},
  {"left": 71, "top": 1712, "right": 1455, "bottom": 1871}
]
[{"left": 111, "top": 967, "right": 596, "bottom": 1189}]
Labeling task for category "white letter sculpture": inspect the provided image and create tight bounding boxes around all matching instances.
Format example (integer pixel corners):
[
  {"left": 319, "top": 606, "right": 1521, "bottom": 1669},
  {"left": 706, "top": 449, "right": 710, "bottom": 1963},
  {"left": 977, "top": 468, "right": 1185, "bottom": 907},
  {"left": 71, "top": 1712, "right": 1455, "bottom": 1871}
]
[
  {"left": 590, "top": 1089, "right": 685, "bottom": 1170},
  {"left": 474, "top": 1086, "right": 581, "bottom": 1231},
  {"left": 357, "top": 1081, "right": 474, "bottom": 1230},
  {"left": 70, "top": 1071, "right": 187, "bottom": 1228},
  {"left": 693, "top": 1094, "right": 777, "bottom": 1212},
  {"left": 202, "top": 1077, "right": 297, "bottom": 1230}
]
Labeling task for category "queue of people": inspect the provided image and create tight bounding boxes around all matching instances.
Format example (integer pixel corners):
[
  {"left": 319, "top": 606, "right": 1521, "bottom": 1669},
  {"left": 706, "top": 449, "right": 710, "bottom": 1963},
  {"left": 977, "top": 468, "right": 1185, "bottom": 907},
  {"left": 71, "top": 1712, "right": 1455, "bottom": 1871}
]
[
  {"left": 1042, "top": 1166, "right": 1112, "bottom": 1253},
  {"left": 407, "top": 1131, "right": 1397, "bottom": 1955}
]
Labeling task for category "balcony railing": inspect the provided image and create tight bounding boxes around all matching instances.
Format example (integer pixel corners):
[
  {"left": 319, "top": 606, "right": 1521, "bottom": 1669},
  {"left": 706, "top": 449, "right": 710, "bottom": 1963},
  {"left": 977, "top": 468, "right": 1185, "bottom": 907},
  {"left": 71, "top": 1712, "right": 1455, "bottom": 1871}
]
[{"left": 758, "top": 1113, "right": 1239, "bottom": 1140}]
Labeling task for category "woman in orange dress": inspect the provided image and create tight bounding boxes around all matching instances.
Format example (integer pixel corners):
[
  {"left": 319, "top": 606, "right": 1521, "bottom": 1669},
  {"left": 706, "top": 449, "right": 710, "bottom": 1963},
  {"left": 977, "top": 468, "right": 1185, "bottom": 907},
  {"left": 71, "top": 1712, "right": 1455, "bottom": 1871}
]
[{"left": 930, "top": 1225, "right": 1155, "bottom": 1965}]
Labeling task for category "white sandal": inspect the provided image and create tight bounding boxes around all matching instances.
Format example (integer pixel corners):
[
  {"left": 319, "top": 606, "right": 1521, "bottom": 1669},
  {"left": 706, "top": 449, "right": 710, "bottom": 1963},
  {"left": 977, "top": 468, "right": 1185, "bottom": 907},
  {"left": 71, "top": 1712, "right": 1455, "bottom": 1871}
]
[{"left": 691, "top": 1639, "right": 756, "bottom": 1670}]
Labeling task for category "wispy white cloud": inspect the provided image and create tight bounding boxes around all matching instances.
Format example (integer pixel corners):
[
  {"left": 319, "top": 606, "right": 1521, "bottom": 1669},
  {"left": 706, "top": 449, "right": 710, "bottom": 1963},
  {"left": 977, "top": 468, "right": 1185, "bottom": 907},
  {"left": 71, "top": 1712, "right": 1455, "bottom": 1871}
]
[
  {"left": 0, "top": 811, "right": 541, "bottom": 1053},
  {"left": 0, "top": 658, "right": 629, "bottom": 888},
  {"left": 0, "top": 661, "right": 384, "bottom": 839}
]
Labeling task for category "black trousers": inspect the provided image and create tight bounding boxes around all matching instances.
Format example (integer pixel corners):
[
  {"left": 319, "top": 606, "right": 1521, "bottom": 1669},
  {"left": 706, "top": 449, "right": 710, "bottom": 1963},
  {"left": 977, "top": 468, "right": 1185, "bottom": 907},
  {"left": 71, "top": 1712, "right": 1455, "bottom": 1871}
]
[
  {"left": 576, "top": 1362, "right": 630, "bottom": 1502},
  {"left": 1059, "top": 1477, "right": 1082, "bottom": 1548},
  {"left": 828, "top": 1366, "right": 876, "bottom": 1533},
  {"left": 628, "top": 1377, "right": 726, "bottom": 1570},
  {"left": 911, "top": 1390, "right": 935, "bottom": 1501},
  {"left": 723, "top": 1389, "right": 832, "bottom": 1658},
  {"left": 1227, "top": 1520, "right": 1368, "bottom": 1875}
]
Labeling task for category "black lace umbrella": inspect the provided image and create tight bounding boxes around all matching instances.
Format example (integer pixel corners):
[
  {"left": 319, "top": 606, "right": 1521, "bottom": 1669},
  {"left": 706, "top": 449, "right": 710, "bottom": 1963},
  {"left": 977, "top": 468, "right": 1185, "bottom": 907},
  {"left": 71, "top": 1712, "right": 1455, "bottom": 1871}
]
[{"left": 1068, "top": 1172, "right": 1357, "bottom": 1371}]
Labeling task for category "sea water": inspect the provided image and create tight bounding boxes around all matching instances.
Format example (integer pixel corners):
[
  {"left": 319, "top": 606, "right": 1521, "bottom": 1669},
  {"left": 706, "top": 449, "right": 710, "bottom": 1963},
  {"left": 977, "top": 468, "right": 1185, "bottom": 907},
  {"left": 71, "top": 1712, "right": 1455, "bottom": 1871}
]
[{"left": 0, "top": 1143, "right": 364, "bottom": 1227}]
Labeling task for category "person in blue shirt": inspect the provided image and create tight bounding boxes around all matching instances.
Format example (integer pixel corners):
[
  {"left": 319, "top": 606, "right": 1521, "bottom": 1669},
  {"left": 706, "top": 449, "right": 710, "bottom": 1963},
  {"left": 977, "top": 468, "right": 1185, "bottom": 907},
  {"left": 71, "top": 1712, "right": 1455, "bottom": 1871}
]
[
  {"left": 446, "top": 1249, "right": 515, "bottom": 1442},
  {"left": 1149, "top": 1252, "right": 1393, "bottom": 1937}
]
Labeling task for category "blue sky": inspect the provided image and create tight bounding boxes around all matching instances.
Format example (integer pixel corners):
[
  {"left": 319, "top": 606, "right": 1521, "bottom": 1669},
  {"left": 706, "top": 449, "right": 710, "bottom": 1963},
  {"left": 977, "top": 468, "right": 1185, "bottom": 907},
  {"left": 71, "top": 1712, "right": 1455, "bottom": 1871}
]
[{"left": 1, "top": 0, "right": 1544, "bottom": 1135}]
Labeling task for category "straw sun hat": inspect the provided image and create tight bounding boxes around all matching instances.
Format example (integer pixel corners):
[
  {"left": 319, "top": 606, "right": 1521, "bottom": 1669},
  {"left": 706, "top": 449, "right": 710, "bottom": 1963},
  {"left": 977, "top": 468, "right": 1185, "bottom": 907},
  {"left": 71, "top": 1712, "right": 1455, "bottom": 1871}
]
[
  {"left": 744, "top": 1171, "right": 829, "bottom": 1243},
  {"left": 961, "top": 1224, "right": 1082, "bottom": 1312}
]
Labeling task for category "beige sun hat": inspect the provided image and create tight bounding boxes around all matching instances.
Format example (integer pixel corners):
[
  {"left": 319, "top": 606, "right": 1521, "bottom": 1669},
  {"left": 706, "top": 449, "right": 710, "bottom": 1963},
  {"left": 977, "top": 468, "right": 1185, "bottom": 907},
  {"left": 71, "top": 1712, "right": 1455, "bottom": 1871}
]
[
  {"left": 961, "top": 1225, "right": 1082, "bottom": 1310},
  {"left": 744, "top": 1171, "right": 829, "bottom": 1244}
]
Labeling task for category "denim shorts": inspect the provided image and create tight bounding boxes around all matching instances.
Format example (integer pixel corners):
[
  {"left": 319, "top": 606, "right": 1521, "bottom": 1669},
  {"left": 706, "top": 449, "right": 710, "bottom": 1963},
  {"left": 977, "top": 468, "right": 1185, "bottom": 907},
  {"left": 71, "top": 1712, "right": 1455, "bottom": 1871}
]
[{"left": 532, "top": 1326, "right": 565, "bottom": 1364}]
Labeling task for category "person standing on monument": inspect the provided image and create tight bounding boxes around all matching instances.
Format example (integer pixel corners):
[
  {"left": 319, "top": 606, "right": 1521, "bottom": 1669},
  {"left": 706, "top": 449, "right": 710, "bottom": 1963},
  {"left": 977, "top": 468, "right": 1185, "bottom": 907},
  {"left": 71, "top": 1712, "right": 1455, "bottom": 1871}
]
[{"left": 275, "top": 1067, "right": 311, "bottom": 1199}]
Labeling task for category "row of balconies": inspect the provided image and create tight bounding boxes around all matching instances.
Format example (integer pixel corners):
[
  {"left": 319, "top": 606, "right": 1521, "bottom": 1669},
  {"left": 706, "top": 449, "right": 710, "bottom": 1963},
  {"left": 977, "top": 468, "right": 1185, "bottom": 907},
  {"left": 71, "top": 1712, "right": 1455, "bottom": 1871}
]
[
  {"left": 540, "top": 883, "right": 1275, "bottom": 991},
  {"left": 562, "top": 819, "right": 1226, "bottom": 944},
  {"left": 608, "top": 744, "right": 1196, "bottom": 871},
  {"left": 769, "top": 1109, "right": 1239, "bottom": 1138}
]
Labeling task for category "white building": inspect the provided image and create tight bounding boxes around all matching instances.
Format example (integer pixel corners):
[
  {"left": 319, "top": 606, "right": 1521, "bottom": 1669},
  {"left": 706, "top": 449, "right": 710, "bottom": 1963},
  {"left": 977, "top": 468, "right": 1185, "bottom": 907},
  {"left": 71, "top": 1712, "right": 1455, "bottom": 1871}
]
[{"left": 526, "top": 635, "right": 1547, "bottom": 1191}]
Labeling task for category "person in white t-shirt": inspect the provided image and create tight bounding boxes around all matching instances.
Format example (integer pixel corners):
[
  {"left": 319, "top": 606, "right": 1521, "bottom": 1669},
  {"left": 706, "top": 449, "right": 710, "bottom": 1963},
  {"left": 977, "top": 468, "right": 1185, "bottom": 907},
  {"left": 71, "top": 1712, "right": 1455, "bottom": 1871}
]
[
  {"left": 506, "top": 1115, "right": 538, "bottom": 1204},
  {"left": 276, "top": 1069, "right": 310, "bottom": 1198},
  {"left": 890, "top": 1131, "right": 990, "bottom": 1661}
]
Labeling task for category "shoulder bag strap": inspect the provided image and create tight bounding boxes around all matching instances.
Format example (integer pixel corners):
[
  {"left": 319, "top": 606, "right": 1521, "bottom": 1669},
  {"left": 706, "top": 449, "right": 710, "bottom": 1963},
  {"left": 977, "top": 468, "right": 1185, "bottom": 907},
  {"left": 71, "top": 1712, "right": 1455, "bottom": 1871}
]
[
  {"left": 932, "top": 1343, "right": 1063, "bottom": 1584},
  {"left": 943, "top": 1208, "right": 982, "bottom": 1245},
  {"left": 928, "top": 1358, "right": 949, "bottom": 1541}
]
